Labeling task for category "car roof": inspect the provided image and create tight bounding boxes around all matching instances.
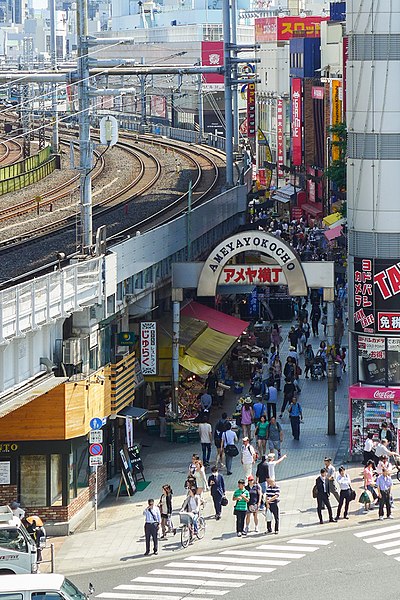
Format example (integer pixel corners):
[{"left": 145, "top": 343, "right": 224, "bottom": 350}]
[{"left": 0, "top": 574, "right": 65, "bottom": 593}]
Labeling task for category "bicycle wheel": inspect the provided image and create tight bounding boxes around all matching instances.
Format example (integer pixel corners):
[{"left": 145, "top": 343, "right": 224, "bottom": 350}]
[
  {"left": 181, "top": 525, "right": 191, "bottom": 548},
  {"left": 196, "top": 516, "right": 206, "bottom": 540}
]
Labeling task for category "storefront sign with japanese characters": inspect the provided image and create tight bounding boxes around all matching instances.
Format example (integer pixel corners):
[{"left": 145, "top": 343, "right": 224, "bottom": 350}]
[
  {"left": 276, "top": 99, "right": 284, "bottom": 177},
  {"left": 354, "top": 258, "right": 374, "bottom": 333},
  {"left": 291, "top": 79, "right": 302, "bottom": 166},
  {"left": 219, "top": 265, "right": 285, "bottom": 287}
]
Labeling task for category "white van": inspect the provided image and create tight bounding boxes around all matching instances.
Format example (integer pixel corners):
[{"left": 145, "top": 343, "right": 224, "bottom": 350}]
[
  {"left": 0, "top": 574, "right": 89, "bottom": 600},
  {"left": 0, "top": 507, "right": 38, "bottom": 575}
]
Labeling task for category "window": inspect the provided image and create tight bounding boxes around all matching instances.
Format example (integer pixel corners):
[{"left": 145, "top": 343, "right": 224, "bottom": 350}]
[
  {"left": 0, "top": 528, "right": 27, "bottom": 552},
  {"left": 357, "top": 334, "right": 400, "bottom": 386},
  {"left": 0, "top": 595, "right": 23, "bottom": 600},
  {"left": 61, "top": 578, "right": 87, "bottom": 600},
  {"left": 20, "top": 455, "right": 46, "bottom": 506},
  {"left": 32, "top": 594, "right": 62, "bottom": 600},
  {"left": 51, "top": 454, "right": 62, "bottom": 505}
]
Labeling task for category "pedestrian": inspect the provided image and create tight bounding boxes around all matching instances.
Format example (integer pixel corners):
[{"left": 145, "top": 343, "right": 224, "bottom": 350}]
[
  {"left": 10, "top": 501, "right": 25, "bottom": 520},
  {"left": 279, "top": 378, "right": 295, "bottom": 418},
  {"left": 256, "top": 455, "right": 269, "bottom": 494},
  {"left": 198, "top": 415, "right": 213, "bottom": 466},
  {"left": 221, "top": 422, "right": 238, "bottom": 475},
  {"left": 304, "top": 344, "right": 315, "bottom": 379},
  {"left": 374, "top": 439, "right": 399, "bottom": 462},
  {"left": 233, "top": 479, "right": 250, "bottom": 537},
  {"left": 188, "top": 454, "right": 200, "bottom": 476},
  {"left": 335, "top": 466, "right": 353, "bottom": 520},
  {"left": 271, "top": 323, "right": 282, "bottom": 350},
  {"left": 271, "top": 353, "right": 282, "bottom": 391},
  {"left": 255, "top": 414, "right": 268, "bottom": 457},
  {"left": 266, "top": 417, "right": 283, "bottom": 458},
  {"left": 266, "top": 451, "right": 287, "bottom": 481},
  {"left": 245, "top": 475, "right": 262, "bottom": 533},
  {"left": 143, "top": 499, "right": 161, "bottom": 556},
  {"left": 205, "top": 369, "right": 219, "bottom": 406},
  {"left": 214, "top": 412, "right": 229, "bottom": 468},
  {"left": 376, "top": 468, "right": 394, "bottom": 520},
  {"left": 310, "top": 304, "right": 321, "bottom": 336},
  {"left": 288, "top": 327, "right": 298, "bottom": 350},
  {"left": 208, "top": 465, "right": 225, "bottom": 520},
  {"left": 180, "top": 487, "right": 201, "bottom": 534},
  {"left": 265, "top": 478, "right": 280, "bottom": 534},
  {"left": 252, "top": 396, "right": 266, "bottom": 421},
  {"left": 288, "top": 396, "right": 303, "bottom": 440},
  {"left": 363, "top": 432, "right": 376, "bottom": 466},
  {"left": 200, "top": 389, "right": 212, "bottom": 415},
  {"left": 241, "top": 436, "right": 256, "bottom": 483},
  {"left": 334, "top": 317, "right": 344, "bottom": 347},
  {"left": 376, "top": 455, "right": 394, "bottom": 476},
  {"left": 323, "top": 457, "right": 340, "bottom": 503},
  {"left": 283, "top": 356, "right": 296, "bottom": 383},
  {"left": 159, "top": 484, "right": 176, "bottom": 539},
  {"left": 314, "top": 468, "right": 335, "bottom": 524},
  {"left": 266, "top": 383, "right": 278, "bottom": 421},
  {"left": 379, "top": 422, "right": 394, "bottom": 450},
  {"left": 241, "top": 398, "right": 254, "bottom": 440},
  {"left": 363, "top": 459, "right": 378, "bottom": 508},
  {"left": 24, "top": 517, "right": 46, "bottom": 563},
  {"left": 194, "top": 460, "right": 208, "bottom": 495}
]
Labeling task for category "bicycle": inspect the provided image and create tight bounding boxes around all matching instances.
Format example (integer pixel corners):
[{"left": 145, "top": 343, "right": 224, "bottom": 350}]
[{"left": 179, "top": 512, "right": 206, "bottom": 548}]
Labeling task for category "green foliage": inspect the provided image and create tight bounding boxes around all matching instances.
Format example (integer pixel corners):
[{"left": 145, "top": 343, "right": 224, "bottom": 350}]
[{"left": 325, "top": 122, "right": 347, "bottom": 191}]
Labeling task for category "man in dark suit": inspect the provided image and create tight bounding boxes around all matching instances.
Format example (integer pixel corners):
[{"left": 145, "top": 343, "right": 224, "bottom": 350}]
[
  {"left": 315, "top": 468, "right": 335, "bottom": 524},
  {"left": 208, "top": 465, "right": 226, "bottom": 520}
]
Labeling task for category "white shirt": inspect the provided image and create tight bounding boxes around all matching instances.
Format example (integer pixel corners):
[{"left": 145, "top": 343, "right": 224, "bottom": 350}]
[
  {"left": 241, "top": 443, "right": 256, "bottom": 464},
  {"left": 268, "top": 460, "right": 277, "bottom": 480},
  {"left": 336, "top": 474, "right": 351, "bottom": 490},
  {"left": 364, "top": 438, "right": 374, "bottom": 452},
  {"left": 376, "top": 460, "right": 394, "bottom": 475},
  {"left": 143, "top": 505, "right": 161, "bottom": 523},
  {"left": 198, "top": 422, "right": 212, "bottom": 444},
  {"left": 375, "top": 443, "right": 391, "bottom": 458}
]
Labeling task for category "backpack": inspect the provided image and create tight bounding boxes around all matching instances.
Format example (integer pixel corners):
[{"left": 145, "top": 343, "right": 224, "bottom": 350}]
[
  {"left": 214, "top": 419, "right": 228, "bottom": 442},
  {"left": 312, "top": 484, "right": 318, "bottom": 498}
]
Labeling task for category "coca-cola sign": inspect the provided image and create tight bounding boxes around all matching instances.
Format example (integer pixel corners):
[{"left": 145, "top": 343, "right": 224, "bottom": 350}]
[{"left": 373, "top": 390, "right": 395, "bottom": 400}]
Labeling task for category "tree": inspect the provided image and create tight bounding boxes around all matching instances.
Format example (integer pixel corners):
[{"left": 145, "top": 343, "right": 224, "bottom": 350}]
[{"left": 325, "top": 122, "right": 347, "bottom": 192}]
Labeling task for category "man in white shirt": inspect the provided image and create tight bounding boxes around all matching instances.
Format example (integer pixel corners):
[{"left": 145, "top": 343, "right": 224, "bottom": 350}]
[
  {"left": 198, "top": 416, "right": 213, "bottom": 466},
  {"left": 324, "top": 457, "right": 340, "bottom": 503},
  {"left": 241, "top": 437, "right": 256, "bottom": 483},
  {"left": 375, "top": 439, "right": 399, "bottom": 461},
  {"left": 143, "top": 499, "right": 161, "bottom": 556}
]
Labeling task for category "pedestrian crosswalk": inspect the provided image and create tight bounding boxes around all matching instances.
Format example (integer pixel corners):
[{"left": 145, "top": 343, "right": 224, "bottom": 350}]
[
  {"left": 355, "top": 523, "right": 400, "bottom": 561},
  {"left": 96, "top": 537, "right": 332, "bottom": 600}
]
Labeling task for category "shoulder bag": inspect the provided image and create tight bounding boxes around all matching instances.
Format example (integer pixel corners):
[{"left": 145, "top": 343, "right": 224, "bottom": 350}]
[{"left": 224, "top": 432, "right": 239, "bottom": 457}]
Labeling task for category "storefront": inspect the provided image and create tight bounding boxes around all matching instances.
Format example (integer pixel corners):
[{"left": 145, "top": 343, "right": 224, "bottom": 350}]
[{"left": 349, "top": 385, "right": 400, "bottom": 455}]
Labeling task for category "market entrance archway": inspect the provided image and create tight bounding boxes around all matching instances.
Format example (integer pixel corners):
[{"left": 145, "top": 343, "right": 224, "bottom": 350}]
[{"left": 197, "top": 230, "right": 308, "bottom": 297}]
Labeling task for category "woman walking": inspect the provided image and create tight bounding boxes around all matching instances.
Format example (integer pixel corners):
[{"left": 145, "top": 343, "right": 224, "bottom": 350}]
[
  {"left": 233, "top": 479, "right": 249, "bottom": 537},
  {"left": 245, "top": 475, "right": 262, "bottom": 533},
  {"left": 335, "top": 466, "right": 352, "bottom": 520},
  {"left": 159, "top": 484, "right": 176, "bottom": 538},
  {"left": 241, "top": 399, "right": 254, "bottom": 440},
  {"left": 255, "top": 415, "right": 268, "bottom": 457},
  {"left": 194, "top": 460, "right": 208, "bottom": 495},
  {"left": 271, "top": 323, "right": 282, "bottom": 350},
  {"left": 271, "top": 353, "right": 282, "bottom": 391},
  {"left": 221, "top": 422, "right": 238, "bottom": 476},
  {"left": 265, "top": 478, "right": 280, "bottom": 534},
  {"left": 363, "top": 459, "right": 378, "bottom": 507}
]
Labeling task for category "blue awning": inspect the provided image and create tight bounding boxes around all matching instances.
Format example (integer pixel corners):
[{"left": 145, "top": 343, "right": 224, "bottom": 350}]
[{"left": 117, "top": 406, "right": 149, "bottom": 421}]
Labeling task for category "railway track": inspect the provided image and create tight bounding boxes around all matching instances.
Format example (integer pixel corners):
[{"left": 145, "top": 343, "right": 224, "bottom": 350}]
[
  {"left": 0, "top": 133, "right": 220, "bottom": 250},
  {"left": 0, "top": 139, "right": 23, "bottom": 165}
]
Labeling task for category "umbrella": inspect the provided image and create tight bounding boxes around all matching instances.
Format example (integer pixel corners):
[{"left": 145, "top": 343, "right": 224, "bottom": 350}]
[{"left": 26, "top": 515, "right": 43, "bottom": 526}]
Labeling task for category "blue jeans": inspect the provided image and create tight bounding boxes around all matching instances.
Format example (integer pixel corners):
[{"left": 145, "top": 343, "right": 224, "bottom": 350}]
[
  {"left": 201, "top": 443, "right": 211, "bottom": 464},
  {"left": 225, "top": 452, "right": 233, "bottom": 473}
]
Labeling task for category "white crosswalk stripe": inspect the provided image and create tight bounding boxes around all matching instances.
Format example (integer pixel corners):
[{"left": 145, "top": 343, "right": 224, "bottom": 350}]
[
  {"left": 354, "top": 523, "right": 400, "bottom": 562},
  {"left": 96, "top": 536, "right": 332, "bottom": 600}
]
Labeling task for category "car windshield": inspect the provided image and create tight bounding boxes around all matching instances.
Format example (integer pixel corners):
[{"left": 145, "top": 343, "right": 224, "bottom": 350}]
[
  {"left": 61, "top": 579, "right": 87, "bottom": 600},
  {"left": 0, "top": 527, "right": 28, "bottom": 552}
]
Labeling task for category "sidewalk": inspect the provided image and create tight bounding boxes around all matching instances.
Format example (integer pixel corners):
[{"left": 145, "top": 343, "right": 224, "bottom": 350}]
[{"left": 52, "top": 320, "right": 353, "bottom": 575}]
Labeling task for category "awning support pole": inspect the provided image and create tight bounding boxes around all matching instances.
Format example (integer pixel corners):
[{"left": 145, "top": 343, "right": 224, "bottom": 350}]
[{"left": 172, "top": 288, "right": 183, "bottom": 417}]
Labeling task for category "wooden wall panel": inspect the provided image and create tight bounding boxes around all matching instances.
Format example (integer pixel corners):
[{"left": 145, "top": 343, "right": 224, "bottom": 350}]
[
  {"left": 65, "top": 367, "right": 110, "bottom": 438},
  {"left": 0, "top": 386, "right": 66, "bottom": 441}
]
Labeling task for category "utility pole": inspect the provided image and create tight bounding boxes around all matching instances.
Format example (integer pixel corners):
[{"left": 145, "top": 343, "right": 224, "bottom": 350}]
[
  {"left": 223, "top": 0, "right": 234, "bottom": 187},
  {"left": 326, "top": 291, "right": 336, "bottom": 435},
  {"left": 77, "top": 0, "right": 93, "bottom": 254},
  {"left": 49, "top": 0, "right": 59, "bottom": 153},
  {"left": 197, "top": 73, "right": 204, "bottom": 139},
  {"left": 231, "top": 0, "right": 239, "bottom": 151}
]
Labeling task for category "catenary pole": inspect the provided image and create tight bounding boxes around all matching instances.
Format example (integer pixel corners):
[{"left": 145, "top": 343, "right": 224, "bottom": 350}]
[
  {"left": 223, "top": 0, "right": 234, "bottom": 187},
  {"left": 49, "top": 0, "right": 59, "bottom": 153},
  {"left": 231, "top": 0, "right": 239, "bottom": 151}
]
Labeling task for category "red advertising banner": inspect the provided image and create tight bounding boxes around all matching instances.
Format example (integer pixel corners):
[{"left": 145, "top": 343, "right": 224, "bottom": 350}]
[
  {"left": 201, "top": 41, "right": 224, "bottom": 90},
  {"left": 247, "top": 82, "right": 256, "bottom": 139},
  {"left": 255, "top": 16, "right": 329, "bottom": 43},
  {"left": 276, "top": 98, "right": 284, "bottom": 178},
  {"left": 291, "top": 78, "right": 302, "bottom": 166},
  {"left": 312, "top": 86, "right": 324, "bottom": 100},
  {"left": 150, "top": 95, "right": 166, "bottom": 118}
]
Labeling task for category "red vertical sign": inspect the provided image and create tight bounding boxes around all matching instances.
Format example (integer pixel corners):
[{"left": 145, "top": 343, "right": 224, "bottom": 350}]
[
  {"left": 247, "top": 82, "right": 256, "bottom": 139},
  {"left": 201, "top": 42, "right": 224, "bottom": 90},
  {"left": 291, "top": 78, "right": 302, "bottom": 166},
  {"left": 276, "top": 98, "right": 284, "bottom": 177}
]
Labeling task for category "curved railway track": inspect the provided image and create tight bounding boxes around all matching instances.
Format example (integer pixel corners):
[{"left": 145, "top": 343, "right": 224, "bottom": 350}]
[
  {"left": 0, "top": 139, "right": 23, "bottom": 165},
  {"left": 0, "top": 133, "right": 220, "bottom": 250}
]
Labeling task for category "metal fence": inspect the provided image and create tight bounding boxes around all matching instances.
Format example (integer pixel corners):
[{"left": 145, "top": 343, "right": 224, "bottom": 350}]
[
  {"left": 0, "top": 145, "right": 51, "bottom": 181},
  {"left": 0, "top": 156, "right": 57, "bottom": 196}
]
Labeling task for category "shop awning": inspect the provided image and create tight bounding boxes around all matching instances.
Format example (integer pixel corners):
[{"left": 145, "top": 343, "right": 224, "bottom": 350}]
[
  {"left": 301, "top": 202, "right": 323, "bottom": 216},
  {"left": 0, "top": 374, "right": 68, "bottom": 419},
  {"left": 117, "top": 406, "right": 149, "bottom": 421},
  {"left": 324, "top": 226, "right": 343, "bottom": 241},
  {"left": 180, "top": 328, "right": 238, "bottom": 376},
  {"left": 272, "top": 184, "right": 297, "bottom": 204},
  {"left": 323, "top": 212, "right": 342, "bottom": 226},
  {"left": 181, "top": 301, "right": 248, "bottom": 337}
]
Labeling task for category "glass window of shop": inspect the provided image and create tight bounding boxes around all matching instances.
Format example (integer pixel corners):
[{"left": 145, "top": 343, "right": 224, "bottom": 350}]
[
  {"left": 357, "top": 335, "right": 400, "bottom": 386},
  {"left": 68, "top": 443, "right": 89, "bottom": 502},
  {"left": 20, "top": 454, "right": 62, "bottom": 507}
]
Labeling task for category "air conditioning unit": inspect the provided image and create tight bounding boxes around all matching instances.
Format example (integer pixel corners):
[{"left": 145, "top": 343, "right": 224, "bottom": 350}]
[{"left": 63, "top": 338, "right": 82, "bottom": 365}]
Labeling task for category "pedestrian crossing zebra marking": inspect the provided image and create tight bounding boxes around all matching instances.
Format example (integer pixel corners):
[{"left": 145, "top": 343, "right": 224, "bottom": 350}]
[
  {"left": 354, "top": 523, "right": 400, "bottom": 562},
  {"left": 95, "top": 537, "right": 332, "bottom": 600}
]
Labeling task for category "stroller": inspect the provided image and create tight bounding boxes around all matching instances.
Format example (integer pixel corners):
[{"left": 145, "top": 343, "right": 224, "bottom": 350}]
[{"left": 311, "top": 357, "right": 324, "bottom": 380}]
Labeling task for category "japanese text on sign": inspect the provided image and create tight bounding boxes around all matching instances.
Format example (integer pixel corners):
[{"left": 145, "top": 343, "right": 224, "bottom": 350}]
[
  {"left": 247, "top": 82, "right": 256, "bottom": 139},
  {"left": 276, "top": 99, "right": 284, "bottom": 178},
  {"left": 291, "top": 79, "right": 302, "bottom": 166},
  {"left": 219, "top": 265, "right": 285, "bottom": 286},
  {"left": 140, "top": 321, "right": 157, "bottom": 376},
  {"left": 354, "top": 259, "right": 375, "bottom": 332},
  {"left": 378, "top": 313, "right": 400, "bottom": 332}
]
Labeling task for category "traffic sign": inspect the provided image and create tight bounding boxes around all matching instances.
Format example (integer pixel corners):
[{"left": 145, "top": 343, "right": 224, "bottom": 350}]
[
  {"left": 90, "top": 417, "right": 103, "bottom": 430},
  {"left": 89, "top": 455, "right": 103, "bottom": 466},
  {"left": 89, "top": 430, "right": 103, "bottom": 444},
  {"left": 89, "top": 443, "right": 103, "bottom": 456}
]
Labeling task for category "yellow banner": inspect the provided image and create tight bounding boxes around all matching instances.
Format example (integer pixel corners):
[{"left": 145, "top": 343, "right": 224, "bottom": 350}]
[{"left": 331, "top": 80, "right": 342, "bottom": 161}]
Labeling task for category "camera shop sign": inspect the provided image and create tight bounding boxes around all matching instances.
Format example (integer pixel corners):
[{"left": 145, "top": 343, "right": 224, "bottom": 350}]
[
  {"left": 140, "top": 322, "right": 157, "bottom": 375},
  {"left": 354, "top": 258, "right": 400, "bottom": 333},
  {"left": 197, "top": 231, "right": 307, "bottom": 297}
]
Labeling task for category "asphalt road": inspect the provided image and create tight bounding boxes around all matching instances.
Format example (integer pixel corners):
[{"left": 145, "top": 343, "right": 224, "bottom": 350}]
[{"left": 67, "top": 520, "right": 400, "bottom": 600}]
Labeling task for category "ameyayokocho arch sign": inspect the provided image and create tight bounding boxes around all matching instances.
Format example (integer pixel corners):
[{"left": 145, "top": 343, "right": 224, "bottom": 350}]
[{"left": 197, "top": 231, "right": 308, "bottom": 297}]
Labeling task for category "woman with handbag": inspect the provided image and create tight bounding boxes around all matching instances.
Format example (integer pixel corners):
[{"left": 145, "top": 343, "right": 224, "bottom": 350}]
[
  {"left": 159, "top": 484, "right": 176, "bottom": 539},
  {"left": 335, "top": 466, "right": 354, "bottom": 520},
  {"left": 244, "top": 475, "right": 262, "bottom": 533},
  {"left": 208, "top": 465, "right": 226, "bottom": 520},
  {"left": 221, "top": 422, "right": 238, "bottom": 475}
]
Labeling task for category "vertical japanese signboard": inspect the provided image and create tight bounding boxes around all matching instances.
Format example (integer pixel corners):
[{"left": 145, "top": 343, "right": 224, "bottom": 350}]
[
  {"left": 354, "top": 258, "right": 374, "bottom": 334},
  {"left": 247, "top": 82, "right": 256, "bottom": 139},
  {"left": 291, "top": 78, "right": 302, "bottom": 166},
  {"left": 331, "top": 80, "right": 342, "bottom": 161},
  {"left": 201, "top": 41, "right": 224, "bottom": 91},
  {"left": 276, "top": 98, "right": 284, "bottom": 177},
  {"left": 140, "top": 322, "right": 157, "bottom": 375}
]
